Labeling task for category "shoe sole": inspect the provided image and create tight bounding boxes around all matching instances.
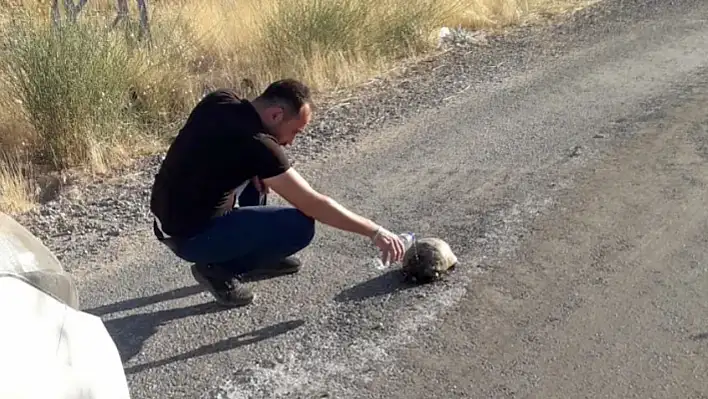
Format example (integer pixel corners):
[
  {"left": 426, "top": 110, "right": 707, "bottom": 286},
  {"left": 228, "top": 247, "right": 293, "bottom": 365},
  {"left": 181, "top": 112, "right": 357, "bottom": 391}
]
[{"left": 190, "top": 264, "right": 253, "bottom": 307}]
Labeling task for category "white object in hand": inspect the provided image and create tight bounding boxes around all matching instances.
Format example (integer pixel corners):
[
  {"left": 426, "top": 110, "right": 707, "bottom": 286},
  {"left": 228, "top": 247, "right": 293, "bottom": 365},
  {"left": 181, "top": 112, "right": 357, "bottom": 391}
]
[{"left": 373, "top": 232, "right": 416, "bottom": 270}]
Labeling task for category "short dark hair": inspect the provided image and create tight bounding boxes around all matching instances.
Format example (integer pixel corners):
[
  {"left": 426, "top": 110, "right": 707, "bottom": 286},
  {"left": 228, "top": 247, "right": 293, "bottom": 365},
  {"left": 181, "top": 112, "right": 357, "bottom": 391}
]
[{"left": 259, "top": 78, "right": 312, "bottom": 116}]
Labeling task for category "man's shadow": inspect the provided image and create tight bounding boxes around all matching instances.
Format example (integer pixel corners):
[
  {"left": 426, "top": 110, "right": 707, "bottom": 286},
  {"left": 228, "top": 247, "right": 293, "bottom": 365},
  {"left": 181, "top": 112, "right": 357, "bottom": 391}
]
[
  {"left": 102, "top": 300, "right": 229, "bottom": 364},
  {"left": 124, "top": 319, "right": 305, "bottom": 375},
  {"left": 83, "top": 271, "right": 296, "bottom": 318},
  {"left": 83, "top": 284, "right": 204, "bottom": 317},
  {"left": 86, "top": 267, "right": 413, "bottom": 374},
  {"left": 83, "top": 282, "right": 219, "bottom": 363},
  {"left": 334, "top": 268, "right": 417, "bottom": 303},
  {"left": 88, "top": 281, "right": 304, "bottom": 370}
]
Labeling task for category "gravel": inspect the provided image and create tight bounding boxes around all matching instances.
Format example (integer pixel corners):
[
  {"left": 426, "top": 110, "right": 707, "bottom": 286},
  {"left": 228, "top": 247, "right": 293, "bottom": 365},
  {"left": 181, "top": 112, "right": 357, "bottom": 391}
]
[{"left": 11, "top": 0, "right": 652, "bottom": 267}]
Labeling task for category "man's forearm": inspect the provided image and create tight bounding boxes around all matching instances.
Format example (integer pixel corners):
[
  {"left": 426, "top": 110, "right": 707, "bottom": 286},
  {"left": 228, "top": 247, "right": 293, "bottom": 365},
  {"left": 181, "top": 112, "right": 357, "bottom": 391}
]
[
  {"left": 303, "top": 195, "right": 379, "bottom": 238},
  {"left": 262, "top": 167, "right": 381, "bottom": 237}
]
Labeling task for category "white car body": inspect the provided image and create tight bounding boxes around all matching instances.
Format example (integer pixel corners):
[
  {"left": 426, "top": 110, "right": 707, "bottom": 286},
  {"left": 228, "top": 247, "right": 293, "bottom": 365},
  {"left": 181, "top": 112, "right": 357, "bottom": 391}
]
[{"left": 0, "top": 212, "right": 131, "bottom": 399}]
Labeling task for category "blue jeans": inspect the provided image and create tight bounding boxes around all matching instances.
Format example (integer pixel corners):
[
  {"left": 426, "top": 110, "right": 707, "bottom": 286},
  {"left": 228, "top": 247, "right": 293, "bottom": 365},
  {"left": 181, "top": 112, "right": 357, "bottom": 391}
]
[{"left": 167, "top": 181, "right": 316, "bottom": 275}]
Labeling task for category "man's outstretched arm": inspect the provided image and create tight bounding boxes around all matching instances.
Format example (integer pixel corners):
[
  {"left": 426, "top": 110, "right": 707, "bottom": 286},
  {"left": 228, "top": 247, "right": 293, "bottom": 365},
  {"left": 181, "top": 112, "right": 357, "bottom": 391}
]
[{"left": 263, "top": 168, "right": 405, "bottom": 263}]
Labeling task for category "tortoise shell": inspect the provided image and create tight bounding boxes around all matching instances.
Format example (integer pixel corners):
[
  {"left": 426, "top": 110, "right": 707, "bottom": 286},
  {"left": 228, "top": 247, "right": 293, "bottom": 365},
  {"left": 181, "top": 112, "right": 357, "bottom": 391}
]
[{"left": 401, "top": 237, "right": 458, "bottom": 283}]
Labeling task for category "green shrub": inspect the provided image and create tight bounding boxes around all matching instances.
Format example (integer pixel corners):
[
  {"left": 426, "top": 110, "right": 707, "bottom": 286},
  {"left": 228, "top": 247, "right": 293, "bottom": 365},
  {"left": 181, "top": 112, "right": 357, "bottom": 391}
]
[
  {"left": 258, "top": 0, "right": 459, "bottom": 72},
  {"left": 2, "top": 18, "right": 136, "bottom": 169}
]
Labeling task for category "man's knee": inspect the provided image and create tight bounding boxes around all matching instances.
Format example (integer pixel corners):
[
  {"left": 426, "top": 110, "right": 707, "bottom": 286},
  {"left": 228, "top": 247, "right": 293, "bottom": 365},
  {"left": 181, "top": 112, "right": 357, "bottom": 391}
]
[{"left": 292, "top": 209, "right": 316, "bottom": 249}]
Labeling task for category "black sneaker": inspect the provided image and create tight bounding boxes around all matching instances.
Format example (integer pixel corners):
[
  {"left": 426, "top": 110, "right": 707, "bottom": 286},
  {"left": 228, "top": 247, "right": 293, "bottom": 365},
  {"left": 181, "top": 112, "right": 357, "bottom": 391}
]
[
  {"left": 190, "top": 263, "right": 253, "bottom": 307},
  {"left": 239, "top": 256, "right": 302, "bottom": 280}
]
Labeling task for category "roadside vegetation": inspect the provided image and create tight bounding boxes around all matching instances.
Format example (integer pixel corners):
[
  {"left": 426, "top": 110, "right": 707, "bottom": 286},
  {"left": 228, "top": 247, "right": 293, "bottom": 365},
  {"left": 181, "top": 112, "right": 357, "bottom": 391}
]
[{"left": 0, "top": 0, "right": 594, "bottom": 214}]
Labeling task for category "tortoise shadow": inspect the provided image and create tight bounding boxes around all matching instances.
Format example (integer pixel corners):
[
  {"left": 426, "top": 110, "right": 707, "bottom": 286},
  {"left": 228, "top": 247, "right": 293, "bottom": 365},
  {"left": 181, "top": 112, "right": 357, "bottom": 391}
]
[{"left": 334, "top": 268, "right": 417, "bottom": 303}]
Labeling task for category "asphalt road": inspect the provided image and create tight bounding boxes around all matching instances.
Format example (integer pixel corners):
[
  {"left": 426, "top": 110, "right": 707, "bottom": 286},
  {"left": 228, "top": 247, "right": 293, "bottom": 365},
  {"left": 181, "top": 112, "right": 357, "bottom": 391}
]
[{"left": 75, "top": 0, "right": 708, "bottom": 397}]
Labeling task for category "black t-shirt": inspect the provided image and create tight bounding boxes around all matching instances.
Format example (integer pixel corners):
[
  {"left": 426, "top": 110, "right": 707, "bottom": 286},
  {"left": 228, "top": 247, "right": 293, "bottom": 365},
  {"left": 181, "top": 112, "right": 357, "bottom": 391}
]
[{"left": 149, "top": 89, "right": 290, "bottom": 238}]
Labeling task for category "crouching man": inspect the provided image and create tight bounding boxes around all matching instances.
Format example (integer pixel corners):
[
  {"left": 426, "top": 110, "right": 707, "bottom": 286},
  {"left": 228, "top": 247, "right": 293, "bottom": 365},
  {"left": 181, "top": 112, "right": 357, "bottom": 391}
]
[{"left": 149, "top": 79, "right": 405, "bottom": 307}]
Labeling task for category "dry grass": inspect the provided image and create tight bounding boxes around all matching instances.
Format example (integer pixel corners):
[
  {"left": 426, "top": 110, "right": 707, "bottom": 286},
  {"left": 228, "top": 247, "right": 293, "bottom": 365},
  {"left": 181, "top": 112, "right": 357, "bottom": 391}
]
[
  {"left": 0, "top": 0, "right": 596, "bottom": 214},
  {"left": 0, "top": 150, "right": 36, "bottom": 214}
]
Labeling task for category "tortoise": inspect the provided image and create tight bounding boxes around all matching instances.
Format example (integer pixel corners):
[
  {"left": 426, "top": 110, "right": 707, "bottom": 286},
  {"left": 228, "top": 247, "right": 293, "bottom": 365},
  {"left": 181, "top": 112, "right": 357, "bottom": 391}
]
[{"left": 400, "top": 237, "right": 458, "bottom": 284}]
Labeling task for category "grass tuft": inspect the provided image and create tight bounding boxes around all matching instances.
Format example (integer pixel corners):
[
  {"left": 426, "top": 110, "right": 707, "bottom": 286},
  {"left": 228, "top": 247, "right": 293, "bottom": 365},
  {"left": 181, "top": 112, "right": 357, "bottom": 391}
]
[
  {"left": 0, "top": 150, "right": 36, "bottom": 215},
  {"left": 1, "top": 16, "right": 137, "bottom": 169}
]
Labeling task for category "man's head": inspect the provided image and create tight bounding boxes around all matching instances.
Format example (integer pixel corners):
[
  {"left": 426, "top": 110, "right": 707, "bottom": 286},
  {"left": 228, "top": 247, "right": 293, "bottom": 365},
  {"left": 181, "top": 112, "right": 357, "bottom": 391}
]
[{"left": 252, "top": 79, "right": 313, "bottom": 146}]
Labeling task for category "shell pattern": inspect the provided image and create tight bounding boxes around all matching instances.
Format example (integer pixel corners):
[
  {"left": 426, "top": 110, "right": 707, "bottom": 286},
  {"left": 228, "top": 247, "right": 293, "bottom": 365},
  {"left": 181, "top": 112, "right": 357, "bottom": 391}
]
[{"left": 401, "top": 237, "right": 458, "bottom": 284}]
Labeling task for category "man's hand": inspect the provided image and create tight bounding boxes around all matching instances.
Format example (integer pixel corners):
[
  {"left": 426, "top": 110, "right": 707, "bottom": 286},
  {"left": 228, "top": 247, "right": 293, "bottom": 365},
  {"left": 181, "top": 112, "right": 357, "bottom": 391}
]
[{"left": 371, "top": 226, "right": 405, "bottom": 265}]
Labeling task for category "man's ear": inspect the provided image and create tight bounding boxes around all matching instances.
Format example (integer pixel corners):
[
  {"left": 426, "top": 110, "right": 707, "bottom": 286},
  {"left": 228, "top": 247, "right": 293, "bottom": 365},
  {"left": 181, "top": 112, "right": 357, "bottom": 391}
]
[{"left": 269, "top": 106, "right": 285, "bottom": 124}]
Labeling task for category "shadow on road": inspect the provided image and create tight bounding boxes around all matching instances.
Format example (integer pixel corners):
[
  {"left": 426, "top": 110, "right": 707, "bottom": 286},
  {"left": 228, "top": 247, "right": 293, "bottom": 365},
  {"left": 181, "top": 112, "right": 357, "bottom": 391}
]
[
  {"left": 83, "top": 283, "right": 204, "bottom": 316},
  {"left": 334, "top": 268, "right": 416, "bottom": 303},
  {"left": 85, "top": 269, "right": 298, "bottom": 316},
  {"left": 104, "top": 300, "right": 228, "bottom": 363},
  {"left": 690, "top": 332, "right": 708, "bottom": 341},
  {"left": 123, "top": 319, "right": 306, "bottom": 375}
]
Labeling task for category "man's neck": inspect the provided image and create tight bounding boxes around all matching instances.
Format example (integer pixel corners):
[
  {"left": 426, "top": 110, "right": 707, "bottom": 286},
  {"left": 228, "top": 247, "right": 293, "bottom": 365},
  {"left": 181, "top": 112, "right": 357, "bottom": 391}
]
[{"left": 250, "top": 97, "right": 277, "bottom": 137}]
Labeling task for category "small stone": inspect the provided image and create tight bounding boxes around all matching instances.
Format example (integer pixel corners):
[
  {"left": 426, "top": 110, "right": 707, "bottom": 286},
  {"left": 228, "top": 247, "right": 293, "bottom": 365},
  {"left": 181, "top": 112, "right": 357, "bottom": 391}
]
[{"left": 569, "top": 145, "right": 582, "bottom": 157}]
